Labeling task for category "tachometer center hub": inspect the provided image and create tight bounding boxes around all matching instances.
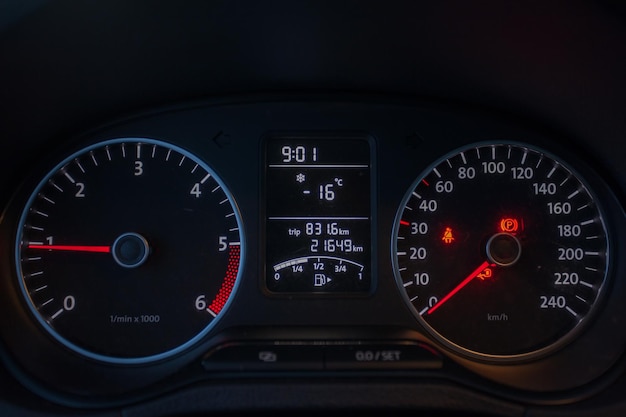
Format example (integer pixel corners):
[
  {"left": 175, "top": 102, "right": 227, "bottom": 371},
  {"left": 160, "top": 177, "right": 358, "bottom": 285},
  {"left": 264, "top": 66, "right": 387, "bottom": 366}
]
[{"left": 112, "top": 232, "right": 150, "bottom": 269}]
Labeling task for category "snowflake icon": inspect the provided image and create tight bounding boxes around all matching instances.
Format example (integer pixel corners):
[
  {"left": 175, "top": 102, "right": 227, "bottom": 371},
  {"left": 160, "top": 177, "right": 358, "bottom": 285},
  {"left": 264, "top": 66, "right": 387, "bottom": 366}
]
[{"left": 296, "top": 173, "right": 306, "bottom": 183}]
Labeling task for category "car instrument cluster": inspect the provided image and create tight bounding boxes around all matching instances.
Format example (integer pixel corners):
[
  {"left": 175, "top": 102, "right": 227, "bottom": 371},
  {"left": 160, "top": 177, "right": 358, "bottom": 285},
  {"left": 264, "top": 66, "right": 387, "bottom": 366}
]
[{"left": 0, "top": 99, "right": 624, "bottom": 408}]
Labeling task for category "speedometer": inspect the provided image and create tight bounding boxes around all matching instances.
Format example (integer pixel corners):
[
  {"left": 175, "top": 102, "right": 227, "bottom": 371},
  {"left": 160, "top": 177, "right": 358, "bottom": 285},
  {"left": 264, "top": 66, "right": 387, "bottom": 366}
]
[{"left": 393, "top": 142, "right": 610, "bottom": 360}]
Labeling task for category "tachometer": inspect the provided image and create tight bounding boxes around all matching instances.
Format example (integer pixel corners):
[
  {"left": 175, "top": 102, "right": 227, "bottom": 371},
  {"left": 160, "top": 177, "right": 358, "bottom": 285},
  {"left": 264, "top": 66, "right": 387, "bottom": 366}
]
[
  {"left": 393, "top": 142, "right": 609, "bottom": 360},
  {"left": 16, "top": 138, "right": 244, "bottom": 364}
]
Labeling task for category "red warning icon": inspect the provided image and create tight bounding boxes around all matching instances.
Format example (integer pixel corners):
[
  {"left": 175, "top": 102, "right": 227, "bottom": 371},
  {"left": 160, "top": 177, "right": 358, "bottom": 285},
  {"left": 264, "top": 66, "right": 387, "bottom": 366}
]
[{"left": 441, "top": 227, "right": 455, "bottom": 244}]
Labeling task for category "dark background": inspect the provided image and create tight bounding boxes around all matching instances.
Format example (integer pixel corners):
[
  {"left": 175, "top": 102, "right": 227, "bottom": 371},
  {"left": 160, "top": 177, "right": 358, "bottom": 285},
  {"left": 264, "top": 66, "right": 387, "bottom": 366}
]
[{"left": 0, "top": 1, "right": 625, "bottom": 416}]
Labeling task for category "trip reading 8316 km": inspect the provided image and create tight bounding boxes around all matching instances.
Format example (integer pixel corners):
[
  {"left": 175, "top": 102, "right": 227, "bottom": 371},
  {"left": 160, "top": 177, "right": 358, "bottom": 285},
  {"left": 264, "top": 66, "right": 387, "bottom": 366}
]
[{"left": 265, "top": 137, "right": 372, "bottom": 293}]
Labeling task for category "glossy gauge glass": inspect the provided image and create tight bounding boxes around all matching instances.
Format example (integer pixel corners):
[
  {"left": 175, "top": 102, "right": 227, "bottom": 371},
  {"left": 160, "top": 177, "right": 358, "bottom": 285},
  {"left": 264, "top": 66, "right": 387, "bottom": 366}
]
[
  {"left": 16, "top": 138, "right": 244, "bottom": 364},
  {"left": 393, "top": 142, "right": 609, "bottom": 360}
]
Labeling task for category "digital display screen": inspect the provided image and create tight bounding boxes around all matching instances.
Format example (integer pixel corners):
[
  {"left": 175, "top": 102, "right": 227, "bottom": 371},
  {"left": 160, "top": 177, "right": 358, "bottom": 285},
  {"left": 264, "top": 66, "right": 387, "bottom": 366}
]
[{"left": 265, "top": 138, "right": 372, "bottom": 293}]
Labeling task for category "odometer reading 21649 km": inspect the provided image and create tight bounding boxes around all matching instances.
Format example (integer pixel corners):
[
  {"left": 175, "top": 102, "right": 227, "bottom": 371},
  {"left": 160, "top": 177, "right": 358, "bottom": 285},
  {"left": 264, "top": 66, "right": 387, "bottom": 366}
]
[{"left": 394, "top": 142, "right": 609, "bottom": 360}]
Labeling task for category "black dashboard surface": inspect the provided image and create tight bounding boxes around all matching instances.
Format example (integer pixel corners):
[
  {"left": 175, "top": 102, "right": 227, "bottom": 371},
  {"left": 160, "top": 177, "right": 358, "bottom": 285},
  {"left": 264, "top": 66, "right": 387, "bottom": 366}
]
[{"left": 0, "top": 1, "right": 625, "bottom": 416}]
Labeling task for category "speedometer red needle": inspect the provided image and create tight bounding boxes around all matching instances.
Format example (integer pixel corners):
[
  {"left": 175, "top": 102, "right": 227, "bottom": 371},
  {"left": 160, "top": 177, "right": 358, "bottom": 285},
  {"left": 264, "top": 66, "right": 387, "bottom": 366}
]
[
  {"left": 27, "top": 244, "right": 111, "bottom": 253},
  {"left": 427, "top": 260, "right": 491, "bottom": 315}
]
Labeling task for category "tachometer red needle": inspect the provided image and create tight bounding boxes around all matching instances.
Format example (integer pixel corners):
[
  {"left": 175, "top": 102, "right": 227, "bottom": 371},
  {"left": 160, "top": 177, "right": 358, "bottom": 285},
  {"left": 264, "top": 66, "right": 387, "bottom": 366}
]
[
  {"left": 427, "top": 260, "right": 491, "bottom": 315},
  {"left": 27, "top": 244, "right": 111, "bottom": 253}
]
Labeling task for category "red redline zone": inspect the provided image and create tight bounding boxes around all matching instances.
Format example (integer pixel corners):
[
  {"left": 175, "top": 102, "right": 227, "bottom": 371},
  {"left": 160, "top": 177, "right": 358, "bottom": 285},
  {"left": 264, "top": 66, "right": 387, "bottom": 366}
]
[{"left": 208, "top": 244, "right": 241, "bottom": 315}]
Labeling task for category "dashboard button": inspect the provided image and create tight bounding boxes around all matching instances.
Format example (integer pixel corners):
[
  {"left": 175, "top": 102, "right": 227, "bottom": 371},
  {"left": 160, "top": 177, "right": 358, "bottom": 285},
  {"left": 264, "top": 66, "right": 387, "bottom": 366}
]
[
  {"left": 324, "top": 343, "right": 442, "bottom": 370},
  {"left": 202, "top": 344, "right": 324, "bottom": 372}
]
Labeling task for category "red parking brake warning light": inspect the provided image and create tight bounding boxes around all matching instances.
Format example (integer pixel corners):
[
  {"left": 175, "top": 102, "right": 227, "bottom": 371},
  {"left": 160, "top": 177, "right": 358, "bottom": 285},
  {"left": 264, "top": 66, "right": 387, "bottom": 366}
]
[{"left": 499, "top": 218, "right": 520, "bottom": 233}]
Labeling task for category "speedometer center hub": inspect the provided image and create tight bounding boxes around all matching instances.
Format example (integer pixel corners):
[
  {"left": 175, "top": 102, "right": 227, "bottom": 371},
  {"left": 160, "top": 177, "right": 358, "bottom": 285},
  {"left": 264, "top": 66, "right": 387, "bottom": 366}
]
[{"left": 486, "top": 233, "right": 521, "bottom": 267}]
